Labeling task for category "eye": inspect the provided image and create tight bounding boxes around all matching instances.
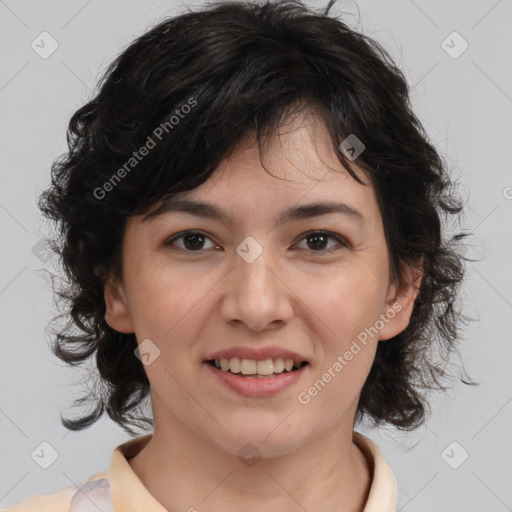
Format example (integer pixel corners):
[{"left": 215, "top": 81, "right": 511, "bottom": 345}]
[
  {"left": 164, "top": 230, "right": 347, "bottom": 254},
  {"left": 165, "top": 230, "right": 219, "bottom": 251},
  {"left": 294, "top": 231, "right": 347, "bottom": 253}
]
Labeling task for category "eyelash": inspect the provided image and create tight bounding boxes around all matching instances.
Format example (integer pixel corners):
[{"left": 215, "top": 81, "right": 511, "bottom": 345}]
[{"left": 165, "top": 230, "right": 347, "bottom": 254}]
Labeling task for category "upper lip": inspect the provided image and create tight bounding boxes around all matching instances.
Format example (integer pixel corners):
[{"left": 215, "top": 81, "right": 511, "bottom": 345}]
[{"left": 205, "top": 346, "right": 308, "bottom": 363}]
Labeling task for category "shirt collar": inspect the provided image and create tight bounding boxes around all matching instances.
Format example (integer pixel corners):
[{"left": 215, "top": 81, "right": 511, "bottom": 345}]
[{"left": 353, "top": 431, "right": 397, "bottom": 512}]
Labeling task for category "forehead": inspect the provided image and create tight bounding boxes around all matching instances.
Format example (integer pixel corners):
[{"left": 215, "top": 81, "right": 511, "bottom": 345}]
[
  {"left": 152, "top": 112, "right": 374, "bottom": 213},
  {"left": 133, "top": 111, "right": 383, "bottom": 235}
]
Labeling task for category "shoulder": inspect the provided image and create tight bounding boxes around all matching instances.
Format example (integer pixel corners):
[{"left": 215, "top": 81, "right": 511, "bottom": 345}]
[
  {"left": 4, "top": 435, "right": 150, "bottom": 512},
  {"left": 3, "top": 486, "right": 76, "bottom": 512},
  {"left": 4, "top": 474, "right": 113, "bottom": 512}
]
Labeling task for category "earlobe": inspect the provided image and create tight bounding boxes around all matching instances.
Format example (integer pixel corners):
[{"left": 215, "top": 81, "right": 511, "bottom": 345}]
[
  {"left": 104, "top": 279, "right": 135, "bottom": 334},
  {"left": 378, "top": 262, "right": 423, "bottom": 341}
]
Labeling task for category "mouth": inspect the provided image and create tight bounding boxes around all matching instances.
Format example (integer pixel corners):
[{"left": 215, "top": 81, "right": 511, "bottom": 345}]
[{"left": 205, "top": 358, "right": 309, "bottom": 378}]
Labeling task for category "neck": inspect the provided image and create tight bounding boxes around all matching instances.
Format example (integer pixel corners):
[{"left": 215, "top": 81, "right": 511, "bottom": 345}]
[{"left": 129, "top": 403, "right": 371, "bottom": 512}]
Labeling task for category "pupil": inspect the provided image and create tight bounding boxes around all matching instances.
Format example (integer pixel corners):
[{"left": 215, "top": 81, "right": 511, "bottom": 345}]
[
  {"left": 307, "top": 234, "right": 327, "bottom": 250},
  {"left": 184, "top": 233, "right": 204, "bottom": 250}
]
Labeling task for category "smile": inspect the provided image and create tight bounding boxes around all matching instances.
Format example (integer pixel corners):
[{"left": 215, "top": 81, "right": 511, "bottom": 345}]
[
  {"left": 207, "top": 357, "right": 307, "bottom": 377},
  {"left": 204, "top": 358, "right": 310, "bottom": 397}
]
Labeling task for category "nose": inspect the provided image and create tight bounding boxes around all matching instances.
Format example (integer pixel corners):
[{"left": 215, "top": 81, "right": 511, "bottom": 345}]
[{"left": 219, "top": 239, "right": 294, "bottom": 332}]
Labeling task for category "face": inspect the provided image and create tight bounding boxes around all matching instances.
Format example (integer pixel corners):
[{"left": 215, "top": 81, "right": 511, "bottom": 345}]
[{"left": 104, "top": 112, "right": 421, "bottom": 458}]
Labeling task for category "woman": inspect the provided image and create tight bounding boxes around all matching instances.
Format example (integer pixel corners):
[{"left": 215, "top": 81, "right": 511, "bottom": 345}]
[{"left": 8, "top": 0, "right": 470, "bottom": 510}]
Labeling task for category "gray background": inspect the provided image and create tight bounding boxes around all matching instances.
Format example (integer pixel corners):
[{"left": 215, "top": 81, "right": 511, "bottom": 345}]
[{"left": 1, "top": 0, "right": 511, "bottom": 510}]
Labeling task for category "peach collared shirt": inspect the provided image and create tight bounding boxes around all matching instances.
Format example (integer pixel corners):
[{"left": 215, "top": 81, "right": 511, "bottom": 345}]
[{"left": 6, "top": 431, "right": 397, "bottom": 512}]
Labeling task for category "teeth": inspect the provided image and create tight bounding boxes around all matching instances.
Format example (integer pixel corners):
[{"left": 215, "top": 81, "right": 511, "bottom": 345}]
[
  {"left": 273, "top": 358, "right": 284, "bottom": 373},
  {"left": 230, "top": 357, "right": 241, "bottom": 373},
  {"left": 213, "top": 357, "right": 303, "bottom": 376},
  {"left": 257, "top": 359, "right": 274, "bottom": 376}
]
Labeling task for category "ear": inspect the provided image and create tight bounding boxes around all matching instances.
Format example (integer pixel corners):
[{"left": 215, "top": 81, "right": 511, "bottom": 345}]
[
  {"left": 104, "top": 278, "right": 135, "bottom": 334},
  {"left": 378, "top": 261, "right": 423, "bottom": 341}
]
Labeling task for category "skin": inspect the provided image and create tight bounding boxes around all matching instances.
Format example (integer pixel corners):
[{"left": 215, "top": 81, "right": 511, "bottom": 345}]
[{"left": 104, "top": 111, "right": 422, "bottom": 512}]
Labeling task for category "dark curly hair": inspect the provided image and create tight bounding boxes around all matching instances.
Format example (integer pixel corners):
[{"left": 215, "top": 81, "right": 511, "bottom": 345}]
[{"left": 38, "top": 0, "right": 474, "bottom": 436}]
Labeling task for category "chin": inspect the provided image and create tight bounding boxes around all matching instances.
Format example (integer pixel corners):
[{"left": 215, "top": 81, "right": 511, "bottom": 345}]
[{"left": 215, "top": 421, "right": 309, "bottom": 459}]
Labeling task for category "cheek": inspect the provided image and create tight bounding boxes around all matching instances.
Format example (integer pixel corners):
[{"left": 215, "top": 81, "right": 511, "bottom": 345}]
[
  {"left": 297, "top": 267, "right": 383, "bottom": 413},
  {"left": 296, "top": 258, "right": 388, "bottom": 341},
  {"left": 122, "top": 255, "right": 207, "bottom": 337}
]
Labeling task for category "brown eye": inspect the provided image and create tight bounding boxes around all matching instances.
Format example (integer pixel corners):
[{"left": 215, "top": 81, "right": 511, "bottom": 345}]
[
  {"left": 165, "top": 231, "right": 217, "bottom": 251},
  {"left": 295, "top": 231, "right": 346, "bottom": 253}
]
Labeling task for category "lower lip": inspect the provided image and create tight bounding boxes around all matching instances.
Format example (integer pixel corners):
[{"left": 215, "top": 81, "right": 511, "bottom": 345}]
[{"left": 204, "top": 362, "right": 308, "bottom": 397}]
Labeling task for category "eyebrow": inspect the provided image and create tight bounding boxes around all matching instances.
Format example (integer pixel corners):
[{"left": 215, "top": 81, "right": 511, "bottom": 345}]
[{"left": 142, "top": 197, "right": 364, "bottom": 225}]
